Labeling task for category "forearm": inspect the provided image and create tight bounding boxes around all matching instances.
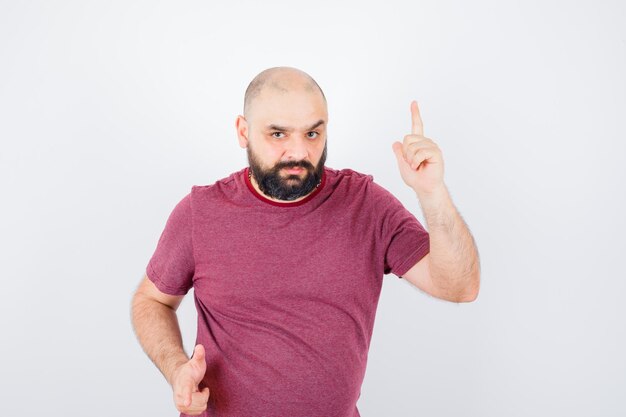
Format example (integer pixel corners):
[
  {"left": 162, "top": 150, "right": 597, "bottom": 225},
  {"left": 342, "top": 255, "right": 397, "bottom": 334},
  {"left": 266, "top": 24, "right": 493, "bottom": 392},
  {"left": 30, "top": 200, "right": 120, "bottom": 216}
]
[
  {"left": 416, "top": 184, "right": 480, "bottom": 300},
  {"left": 131, "top": 297, "right": 190, "bottom": 385}
]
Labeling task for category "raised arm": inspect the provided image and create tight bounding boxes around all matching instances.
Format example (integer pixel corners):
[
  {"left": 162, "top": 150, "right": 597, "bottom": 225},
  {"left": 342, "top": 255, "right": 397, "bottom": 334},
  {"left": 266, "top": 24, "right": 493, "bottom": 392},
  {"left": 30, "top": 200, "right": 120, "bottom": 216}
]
[{"left": 391, "top": 101, "right": 480, "bottom": 302}]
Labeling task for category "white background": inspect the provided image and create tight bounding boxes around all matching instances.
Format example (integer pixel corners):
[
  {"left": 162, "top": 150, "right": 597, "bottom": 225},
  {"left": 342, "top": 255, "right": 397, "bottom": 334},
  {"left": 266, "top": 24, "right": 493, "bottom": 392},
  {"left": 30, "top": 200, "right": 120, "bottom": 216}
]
[{"left": 1, "top": 0, "right": 625, "bottom": 416}]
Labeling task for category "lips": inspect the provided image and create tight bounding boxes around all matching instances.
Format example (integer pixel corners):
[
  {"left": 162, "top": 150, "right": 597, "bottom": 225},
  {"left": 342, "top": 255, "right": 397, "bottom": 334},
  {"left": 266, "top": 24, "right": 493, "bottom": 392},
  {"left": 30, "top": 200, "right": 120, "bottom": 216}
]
[{"left": 284, "top": 167, "right": 304, "bottom": 174}]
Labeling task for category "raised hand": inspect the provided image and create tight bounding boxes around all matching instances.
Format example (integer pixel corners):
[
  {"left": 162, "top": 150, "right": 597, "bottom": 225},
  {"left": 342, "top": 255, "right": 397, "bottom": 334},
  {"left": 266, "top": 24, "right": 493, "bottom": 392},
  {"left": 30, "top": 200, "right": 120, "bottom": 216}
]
[
  {"left": 392, "top": 100, "right": 445, "bottom": 195},
  {"left": 171, "top": 344, "right": 210, "bottom": 416}
]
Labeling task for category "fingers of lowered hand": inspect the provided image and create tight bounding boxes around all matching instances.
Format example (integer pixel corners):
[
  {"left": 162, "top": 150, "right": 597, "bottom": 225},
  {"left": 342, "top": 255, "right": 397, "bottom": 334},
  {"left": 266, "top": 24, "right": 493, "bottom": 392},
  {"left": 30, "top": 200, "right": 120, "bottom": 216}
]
[
  {"left": 173, "top": 365, "right": 197, "bottom": 408},
  {"left": 175, "top": 378, "right": 194, "bottom": 409},
  {"left": 175, "top": 385, "right": 210, "bottom": 415},
  {"left": 187, "top": 387, "right": 210, "bottom": 415}
]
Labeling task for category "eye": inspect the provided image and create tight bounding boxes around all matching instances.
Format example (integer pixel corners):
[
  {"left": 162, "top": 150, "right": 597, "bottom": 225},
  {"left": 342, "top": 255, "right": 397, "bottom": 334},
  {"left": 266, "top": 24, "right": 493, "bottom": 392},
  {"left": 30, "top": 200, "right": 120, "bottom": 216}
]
[
  {"left": 271, "top": 132, "right": 285, "bottom": 139},
  {"left": 307, "top": 131, "right": 319, "bottom": 139}
]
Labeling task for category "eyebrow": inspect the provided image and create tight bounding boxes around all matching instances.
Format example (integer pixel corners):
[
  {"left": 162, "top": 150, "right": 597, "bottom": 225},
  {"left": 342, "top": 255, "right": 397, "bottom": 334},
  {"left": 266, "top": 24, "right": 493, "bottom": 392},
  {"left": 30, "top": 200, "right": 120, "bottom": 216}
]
[{"left": 267, "top": 120, "right": 325, "bottom": 132}]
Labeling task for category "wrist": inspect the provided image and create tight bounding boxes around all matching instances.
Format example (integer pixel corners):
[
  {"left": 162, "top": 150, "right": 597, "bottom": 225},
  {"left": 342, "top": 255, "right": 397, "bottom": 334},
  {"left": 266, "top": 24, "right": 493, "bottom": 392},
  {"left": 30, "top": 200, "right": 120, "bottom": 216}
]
[
  {"left": 166, "top": 356, "right": 190, "bottom": 386},
  {"left": 416, "top": 184, "right": 456, "bottom": 228},
  {"left": 415, "top": 183, "right": 448, "bottom": 204}
]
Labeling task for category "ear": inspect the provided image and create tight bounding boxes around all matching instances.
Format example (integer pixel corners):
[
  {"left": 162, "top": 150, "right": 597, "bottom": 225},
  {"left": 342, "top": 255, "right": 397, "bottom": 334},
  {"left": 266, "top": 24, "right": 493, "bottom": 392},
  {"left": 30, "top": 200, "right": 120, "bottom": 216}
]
[{"left": 235, "top": 115, "right": 249, "bottom": 148}]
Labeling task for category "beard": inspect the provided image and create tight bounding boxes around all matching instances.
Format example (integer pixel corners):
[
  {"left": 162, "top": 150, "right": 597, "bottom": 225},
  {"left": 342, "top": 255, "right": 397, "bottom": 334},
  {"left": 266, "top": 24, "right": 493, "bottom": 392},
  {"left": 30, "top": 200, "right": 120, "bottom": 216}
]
[{"left": 247, "top": 141, "right": 327, "bottom": 201}]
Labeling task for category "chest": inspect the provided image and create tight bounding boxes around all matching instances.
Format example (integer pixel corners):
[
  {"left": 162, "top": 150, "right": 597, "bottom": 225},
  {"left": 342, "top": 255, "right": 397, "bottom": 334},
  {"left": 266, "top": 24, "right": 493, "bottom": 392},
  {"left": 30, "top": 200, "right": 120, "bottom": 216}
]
[{"left": 191, "top": 207, "right": 383, "bottom": 314}]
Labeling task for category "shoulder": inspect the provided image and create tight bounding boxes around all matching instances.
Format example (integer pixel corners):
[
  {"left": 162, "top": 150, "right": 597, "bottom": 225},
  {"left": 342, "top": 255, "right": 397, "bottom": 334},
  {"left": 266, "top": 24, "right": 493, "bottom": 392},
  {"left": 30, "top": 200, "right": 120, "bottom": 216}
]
[
  {"left": 323, "top": 166, "right": 376, "bottom": 194},
  {"left": 331, "top": 167, "right": 397, "bottom": 196},
  {"left": 324, "top": 167, "right": 400, "bottom": 206},
  {"left": 190, "top": 168, "right": 246, "bottom": 201},
  {"left": 325, "top": 166, "right": 374, "bottom": 182}
]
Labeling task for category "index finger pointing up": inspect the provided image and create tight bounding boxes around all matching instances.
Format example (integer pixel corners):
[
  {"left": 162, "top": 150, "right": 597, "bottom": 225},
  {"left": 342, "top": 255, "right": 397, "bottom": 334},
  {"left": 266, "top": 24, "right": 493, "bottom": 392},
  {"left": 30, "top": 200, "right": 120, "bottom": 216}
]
[{"left": 411, "top": 100, "right": 424, "bottom": 136}]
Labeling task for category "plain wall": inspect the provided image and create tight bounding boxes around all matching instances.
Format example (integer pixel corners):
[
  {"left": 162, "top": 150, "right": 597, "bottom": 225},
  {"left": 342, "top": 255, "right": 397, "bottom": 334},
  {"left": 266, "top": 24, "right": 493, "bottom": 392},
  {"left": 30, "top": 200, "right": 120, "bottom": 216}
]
[{"left": 1, "top": 0, "right": 624, "bottom": 415}]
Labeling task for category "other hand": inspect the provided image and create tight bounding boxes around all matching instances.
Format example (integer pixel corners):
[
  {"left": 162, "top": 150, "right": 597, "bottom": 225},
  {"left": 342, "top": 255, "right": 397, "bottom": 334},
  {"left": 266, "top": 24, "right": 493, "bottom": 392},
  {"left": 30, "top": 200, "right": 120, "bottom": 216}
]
[
  {"left": 392, "top": 100, "right": 445, "bottom": 195},
  {"left": 171, "top": 344, "right": 210, "bottom": 415}
]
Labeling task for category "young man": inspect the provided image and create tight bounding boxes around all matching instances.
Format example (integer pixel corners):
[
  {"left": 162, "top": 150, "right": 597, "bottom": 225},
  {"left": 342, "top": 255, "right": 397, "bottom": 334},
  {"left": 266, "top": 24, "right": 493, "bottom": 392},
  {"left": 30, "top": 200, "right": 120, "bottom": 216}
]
[{"left": 131, "top": 66, "right": 480, "bottom": 417}]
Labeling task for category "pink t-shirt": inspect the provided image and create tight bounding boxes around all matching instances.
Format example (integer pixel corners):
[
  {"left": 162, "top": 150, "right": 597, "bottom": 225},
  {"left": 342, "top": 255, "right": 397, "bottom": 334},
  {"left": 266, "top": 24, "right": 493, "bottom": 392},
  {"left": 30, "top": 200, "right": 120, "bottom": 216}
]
[{"left": 146, "top": 166, "right": 430, "bottom": 417}]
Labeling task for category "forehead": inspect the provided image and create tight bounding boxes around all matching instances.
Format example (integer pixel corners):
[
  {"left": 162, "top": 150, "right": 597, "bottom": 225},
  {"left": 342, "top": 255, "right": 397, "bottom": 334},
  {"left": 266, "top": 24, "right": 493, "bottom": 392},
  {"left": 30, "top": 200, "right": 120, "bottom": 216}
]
[{"left": 251, "top": 88, "right": 327, "bottom": 127}]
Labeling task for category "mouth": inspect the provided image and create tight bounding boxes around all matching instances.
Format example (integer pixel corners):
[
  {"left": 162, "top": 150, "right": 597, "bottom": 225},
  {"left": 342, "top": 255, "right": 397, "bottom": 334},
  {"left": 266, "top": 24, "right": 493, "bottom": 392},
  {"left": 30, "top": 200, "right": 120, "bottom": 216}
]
[{"left": 283, "top": 167, "right": 305, "bottom": 174}]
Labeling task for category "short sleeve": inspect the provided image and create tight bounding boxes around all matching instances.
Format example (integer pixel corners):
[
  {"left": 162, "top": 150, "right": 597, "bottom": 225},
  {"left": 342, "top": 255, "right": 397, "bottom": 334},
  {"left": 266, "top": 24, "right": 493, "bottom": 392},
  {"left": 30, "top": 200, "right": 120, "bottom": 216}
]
[
  {"left": 145, "top": 192, "right": 194, "bottom": 295},
  {"left": 372, "top": 183, "right": 430, "bottom": 278}
]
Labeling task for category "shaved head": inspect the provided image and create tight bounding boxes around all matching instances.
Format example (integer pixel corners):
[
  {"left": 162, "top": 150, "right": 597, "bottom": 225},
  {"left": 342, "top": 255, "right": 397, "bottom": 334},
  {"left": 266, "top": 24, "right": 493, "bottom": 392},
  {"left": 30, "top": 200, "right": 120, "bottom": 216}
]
[{"left": 243, "top": 66, "right": 326, "bottom": 119}]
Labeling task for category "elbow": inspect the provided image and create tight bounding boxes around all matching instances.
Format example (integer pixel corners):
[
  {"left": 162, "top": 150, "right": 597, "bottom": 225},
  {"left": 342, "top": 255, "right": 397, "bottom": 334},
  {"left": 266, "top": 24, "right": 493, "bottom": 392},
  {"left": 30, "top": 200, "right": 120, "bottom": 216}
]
[
  {"left": 459, "top": 273, "right": 480, "bottom": 303},
  {"left": 452, "top": 272, "right": 480, "bottom": 303},
  {"left": 456, "top": 289, "right": 479, "bottom": 303}
]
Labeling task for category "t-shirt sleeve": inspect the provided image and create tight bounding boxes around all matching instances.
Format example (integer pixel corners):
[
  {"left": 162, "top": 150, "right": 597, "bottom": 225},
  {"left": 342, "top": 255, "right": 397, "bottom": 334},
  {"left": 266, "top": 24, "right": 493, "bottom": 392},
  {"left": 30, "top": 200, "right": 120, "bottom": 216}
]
[
  {"left": 372, "top": 182, "right": 430, "bottom": 278},
  {"left": 145, "top": 192, "right": 195, "bottom": 295}
]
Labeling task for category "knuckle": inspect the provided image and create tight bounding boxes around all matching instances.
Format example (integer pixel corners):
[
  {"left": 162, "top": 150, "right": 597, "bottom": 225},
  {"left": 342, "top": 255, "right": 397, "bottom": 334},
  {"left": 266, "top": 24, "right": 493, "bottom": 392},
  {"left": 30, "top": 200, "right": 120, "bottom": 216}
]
[{"left": 192, "top": 406, "right": 207, "bottom": 415}]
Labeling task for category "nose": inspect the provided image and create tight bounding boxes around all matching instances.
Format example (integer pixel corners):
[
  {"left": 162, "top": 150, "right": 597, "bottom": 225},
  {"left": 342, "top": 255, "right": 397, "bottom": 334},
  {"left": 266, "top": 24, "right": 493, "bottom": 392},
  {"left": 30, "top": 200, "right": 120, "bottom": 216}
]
[{"left": 283, "top": 134, "right": 309, "bottom": 162}]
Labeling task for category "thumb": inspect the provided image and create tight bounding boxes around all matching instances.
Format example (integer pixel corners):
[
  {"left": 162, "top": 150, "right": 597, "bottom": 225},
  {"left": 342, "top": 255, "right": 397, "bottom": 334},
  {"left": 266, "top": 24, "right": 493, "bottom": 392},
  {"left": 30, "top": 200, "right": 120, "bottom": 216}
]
[
  {"left": 190, "top": 344, "right": 207, "bottom": 382},
  {"left": 392, "top": 141, "right": 406, "bottom": 165},
  {"left": 191, "top": 344, "right": 205, "bottom": 363}
]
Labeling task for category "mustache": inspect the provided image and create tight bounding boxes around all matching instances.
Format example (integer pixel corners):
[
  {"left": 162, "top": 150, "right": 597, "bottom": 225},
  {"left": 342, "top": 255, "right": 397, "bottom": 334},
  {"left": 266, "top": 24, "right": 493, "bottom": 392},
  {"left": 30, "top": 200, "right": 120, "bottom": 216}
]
[{"left": 274, "top": 160, "right": 314, "bottom": 170}]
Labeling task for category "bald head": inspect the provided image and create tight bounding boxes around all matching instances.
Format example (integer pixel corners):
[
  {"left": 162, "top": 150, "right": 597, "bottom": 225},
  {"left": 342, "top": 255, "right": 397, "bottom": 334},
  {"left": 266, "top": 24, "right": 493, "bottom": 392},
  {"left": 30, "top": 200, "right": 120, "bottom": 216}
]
[{"left": 243, "top": 67, "right": 326, "bottom": 119}]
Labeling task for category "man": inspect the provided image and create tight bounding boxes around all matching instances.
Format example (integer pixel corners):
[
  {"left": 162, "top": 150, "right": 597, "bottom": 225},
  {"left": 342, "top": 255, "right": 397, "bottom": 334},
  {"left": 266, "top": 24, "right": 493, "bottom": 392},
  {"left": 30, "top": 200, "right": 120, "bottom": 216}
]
[{"left": 131, "top": 66, "right": 480, "bottom": 417}]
